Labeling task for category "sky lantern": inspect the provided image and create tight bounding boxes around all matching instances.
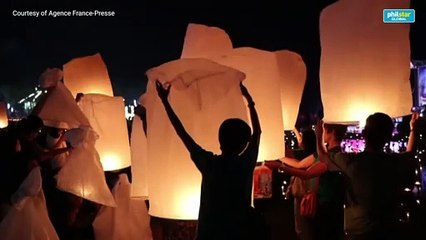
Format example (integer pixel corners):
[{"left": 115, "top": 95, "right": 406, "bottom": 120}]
[
  {"left": 181, "top": 23, "right": 233, "bottom": 58},
  {"left": 275, "top": 50, "right": 307, "bottom": 130},
  {"left": 63, "top": 53, "right": 114, "bottom": 98},
  {"left": 211, "top": 47, "right": 284, "bottom": 161},
  {"left": 181, "top": 24, "right": 284, "bottom": 161},
  {"left": 33, "top": 68, "right": 115, "bottom": 207},
  {"left": 0, "top": 101, "right": 8, "bottom": 128},
  {"left": 79, "top": 94, "right": 131, "bottom": 171},
  {"left": 34, "top": 81, "right": 90, "bottom": 129},
  {"left": 130, "top": 114, "right": 149, "bottom": 198},
  {"left": 0, "top": 167, "right": 59, "bottom": 239},
  {"left": 33, "top": 68, "right": 91, "bottom": 129},
  {"left": 93, "top": 174, "right": 152, "bottom": 240},
  {"left": 320, "top": 0, "right": 412, "bottom": 124},
  {"left": 141, "top": 58, "right": 248, "bottom": 220}
]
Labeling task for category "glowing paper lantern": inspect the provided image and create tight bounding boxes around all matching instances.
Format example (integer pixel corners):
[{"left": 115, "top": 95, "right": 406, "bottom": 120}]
[
  {"left": 63, "top": 53, "right": 114, "bottom": 98},
  {"left": 79, "top": 94, "right": 131, "bottom": 171},
  {"left": 0, "top": 167, "right": 59, "bottom": 239},
  {"left": 130, "top": 115, "right": 149, "bottom": 198},
  {"left": 93, "top": 174, "right": 152, "bottom": 240},
  {"left": 33, "top": 67, "right": 90, "bottom": 128},
  {"left": 142, "top": 58, "right": 248, "bottom": 219},
  {"left": 60, "top": 127, "right": 116, "bottom": 207},
  {"left": 0, "top": 101, "right": 8, "bottom": 128},
  {"left": 33, "top": 68, "right": 115, "bottom": 207},
  {"left": 180, "top": 24, "right": 284, "bottom": 160},
  {"left": 181, "top": 23, "right": 233, "bottom": 58},
  {"left": 275, "top": 50, "right": 307, "bottom": 130},
  {"left": 32, "top": 82, "right": 91, "bottom": 129},
  {"left": 211, "top": 47, "right": 284, "bottom": 161},
  {"left": 320, "top": 0, "right": 411, "bottom": 123}
]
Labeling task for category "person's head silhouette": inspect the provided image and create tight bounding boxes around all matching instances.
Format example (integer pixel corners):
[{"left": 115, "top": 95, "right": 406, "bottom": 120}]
[
  {"left": 324, "top": 123, "right": 347, "bottom": 143},
  {"left": 362, "top": 112, "right": 394, "bottom": 151},
  {"left": 18, "top": 115, "right": 44, "bottom": 141},
  {"left": 218, "top": 118, "right": 251, "bottom": 155},
  {"left": 299, "top": 128, "right": 316, "bottom": 154}
]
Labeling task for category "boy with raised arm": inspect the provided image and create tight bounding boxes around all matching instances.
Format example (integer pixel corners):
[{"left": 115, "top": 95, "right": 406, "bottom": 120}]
[{"left": 156, "top": 80, "right": 262, "bottom": 240}]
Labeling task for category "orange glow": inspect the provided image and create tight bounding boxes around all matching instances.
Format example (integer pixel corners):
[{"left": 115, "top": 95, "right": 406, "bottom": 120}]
[
  {"left": 320, "top": 0, "right": 411, "bottom": 123},
  {"left": 211, "top": 48, "right": 284, "bottom": 161},
  {"left": 130, "top": 115, "right": 149, "bottom": 198},
  {"left": 79, "top": 94, "right": 131, "bottom": 171},
  {"left": 180, "top": 24, "right": 285, "bottom": 161},
  {"left": 143, "top": 58, "right": 247, "bottom": 219},
  {"left": 63, "top": 53, "right": 114, "bottom": 98},
  {"left": 181, "top": 23, "right": 233, "bottom": 58},
  {"left": 275, "top": 50, "right": 307, "bottom": 130},
  {"left": 0, "top": 102, "right": 8, "bottom": 129}
]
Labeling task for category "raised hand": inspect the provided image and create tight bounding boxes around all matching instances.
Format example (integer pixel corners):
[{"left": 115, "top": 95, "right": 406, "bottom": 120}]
[
  {"left": 240, "top": 82, "right": 254, "bottom": 103},
  {"left": 315, "top": 119, "right": 324, "bottom": 136},
  {"left": 410, "top": 112, "right": 419, "bottom": 131},
  {"left": 156, "top": 80, "right": 171, "bottom": 101}
]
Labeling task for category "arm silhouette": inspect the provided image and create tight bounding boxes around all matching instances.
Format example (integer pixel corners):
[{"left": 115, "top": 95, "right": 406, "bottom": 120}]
[
  {"left": 282, "top": 161, "right": 327, "bottom": 180},
  {"left": 406, "top": 112, "right": 419, "bottom": 152},
  {"left": 156, "top": 80, "right": 205, "bottom": 168},
  {"left": 240, "top": 82, "right": 261, "bottom": 147}
]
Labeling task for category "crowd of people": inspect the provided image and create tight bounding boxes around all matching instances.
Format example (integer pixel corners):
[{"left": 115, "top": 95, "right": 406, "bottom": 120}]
[
  {"left": 0, "top": 115, "right": 102, "bottom": 239},
  {"left": 156, "top": 80, "right": 421, "bottom": 240},
  {"left": 0, "top": 80, "right": 421, "bottom": 240}
]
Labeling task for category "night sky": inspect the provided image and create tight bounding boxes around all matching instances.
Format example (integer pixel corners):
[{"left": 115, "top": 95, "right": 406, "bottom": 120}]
[{"left": 1, "top": 0, "right": 426, "bottom": 117}]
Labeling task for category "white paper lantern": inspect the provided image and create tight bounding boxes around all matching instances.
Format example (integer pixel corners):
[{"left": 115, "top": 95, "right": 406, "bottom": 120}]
[
  {"left": 180, "top": 24, "right": 285, "bottom": 160},
  {"left": 0, "top": 102, "right": 8, "bottom": 129},
  {"left": 275, "top": 50, "right": 307, "bottom": 130},
  {"left": 211, "top": 47, "right": 284, "bottom": 161},
  {"left": 0, "top": 167, "right": 59, "bottom": 239},
  {"left": 130, "top": 115, "right": 149, "bottom": 198},
  {"left": 32, "top": 82, "right": 91, "bottom": 129},
  {"left": 79, "top": 94, "right": 131, "bottom": 171},
  {"left": 320, "top": 0, "right": 412, "bottom": 123},
  {"left": 142, "top": 58, "right": 248, "bottom": 220},
  {"left": 63, "top": 53, "right": 114, "bottom": 98},
  {"left": 59, "top": 127, "right": 116, "bottom": 207},
  {"left": 33, "top": 74, "right": 116, "bottom": 206},
  {"left": 93, "top": 174, "right": 152, "bottom": 240},
  {"left": 181, "top": 23, "right": 233, "bottom": 58}
]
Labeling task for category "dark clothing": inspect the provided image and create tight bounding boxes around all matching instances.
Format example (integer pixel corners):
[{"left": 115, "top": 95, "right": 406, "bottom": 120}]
[
  {"left": 317, "top": 170, "right": 345, "bottom": 205},
  {"left": 190, "top": 138, "right": 259, "bottom": 240},
  {"left": 314, "top": 201, "right": 345, "bottom": 240},
  {"left": 328, "top": 150, "right": 415, "bottom": 238},
  {"left": 0, "top": 130, "right": 39, "bottom": 203},
  {"left": 315, "top": 146, "right": 345, "bottom": 240},
  {"left": 292, "top": 148, "right": 312, "bottom": 161}
]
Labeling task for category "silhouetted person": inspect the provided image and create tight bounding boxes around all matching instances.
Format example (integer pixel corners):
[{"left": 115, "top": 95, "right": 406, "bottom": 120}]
[
  {"left": 156, "top": 80, "right": 262, "bottom": 240},
  {"left": 267, "top": 127, "right": 317, "bottom": 240},
  {"left": 0, "top": 115, "right": 70, "bottom": 221},
  {"left": 317, "top": 112, "right": 419, "bottom": 240},
  {"left": 277, "top": 124, "right": 347, "bottom": 240},
  {"left": 0, "top": 116, "right": 43, "bottom": 220}
]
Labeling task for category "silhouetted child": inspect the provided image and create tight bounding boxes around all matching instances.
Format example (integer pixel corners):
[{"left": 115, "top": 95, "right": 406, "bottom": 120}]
[{"left": 156, "top": 80, "right": 262, "bottom": 240}]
